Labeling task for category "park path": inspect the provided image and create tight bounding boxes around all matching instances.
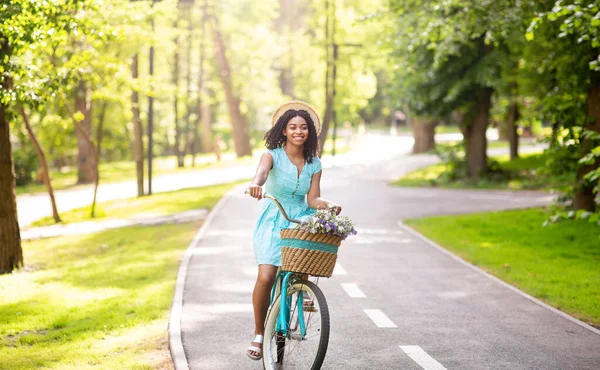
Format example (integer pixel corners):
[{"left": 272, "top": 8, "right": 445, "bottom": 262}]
[{"left": 175, "top": 143, "right": 600, "bottom": 370}]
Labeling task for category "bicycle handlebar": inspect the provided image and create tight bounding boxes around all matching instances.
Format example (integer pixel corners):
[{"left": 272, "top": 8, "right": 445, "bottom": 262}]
[{"left": 244, "top": 189, "right": 302, "bottom": 224}]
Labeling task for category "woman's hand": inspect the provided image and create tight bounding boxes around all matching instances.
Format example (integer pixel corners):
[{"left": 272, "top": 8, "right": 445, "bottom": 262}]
[
  {"left": 334, "top": 205, "right": 342, "bottom": 215},
  {"left": 329, "top": 203, "right": 342, "bottom": 215},
  {"left": 248, "top": 183, "right": 263, "bottom": 200}
]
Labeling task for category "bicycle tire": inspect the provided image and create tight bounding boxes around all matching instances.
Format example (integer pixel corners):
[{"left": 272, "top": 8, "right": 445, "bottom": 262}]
[{"left": 263, "top": 280, "right": 330, "bottom": 370}]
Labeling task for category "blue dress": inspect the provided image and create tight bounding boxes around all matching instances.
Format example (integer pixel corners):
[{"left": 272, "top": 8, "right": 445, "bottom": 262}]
[{"left": 253, "top": 147, "right": 322, "bottom": 266}]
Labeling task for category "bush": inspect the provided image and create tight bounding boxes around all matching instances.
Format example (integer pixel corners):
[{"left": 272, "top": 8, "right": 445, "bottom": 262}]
[
  {"left": 434, "top": 141, "right": 510, "bottom": 183},
  {"left": 13, "top": 148, "right": 39, "bottom": 186}
]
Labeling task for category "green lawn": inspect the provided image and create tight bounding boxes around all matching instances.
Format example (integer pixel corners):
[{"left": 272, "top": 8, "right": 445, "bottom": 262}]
[
  {"left": 405, "top": 208, "right": 600, "bottom": 327},
  {"left": 1, "top": 179, "right": 240, "bottom": 369},
  {"left": 32, "top": 180, "right": 248, "bottom": 227},
  {"left": 0, "top": 222, "right": 198, "bottom": 370},
  {"left": 392, "top": 151, "right": 570, "bottom": 191},
  {"left": 436, "top": 139, "right": 526, "bottom": 151}
]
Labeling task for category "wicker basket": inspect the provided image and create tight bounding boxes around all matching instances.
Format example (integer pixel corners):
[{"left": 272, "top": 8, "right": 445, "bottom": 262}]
[{"left": 280, "top": 229, "right": 343, "bottom": 277}]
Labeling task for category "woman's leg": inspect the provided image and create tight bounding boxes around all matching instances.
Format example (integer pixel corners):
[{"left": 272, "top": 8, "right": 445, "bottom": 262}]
[{"left": 248, "top": 264, "right": 278, "bottom": 357}]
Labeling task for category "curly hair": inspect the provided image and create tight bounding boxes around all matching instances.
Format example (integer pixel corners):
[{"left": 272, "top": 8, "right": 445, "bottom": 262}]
[{"left": 264, "top": 109, "right": 319, "bottom": 163}]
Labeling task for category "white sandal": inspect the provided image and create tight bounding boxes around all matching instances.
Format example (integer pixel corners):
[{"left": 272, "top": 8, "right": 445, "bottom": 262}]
[{"left": 247, "top": 334, "right": 263, "bottom": 361}]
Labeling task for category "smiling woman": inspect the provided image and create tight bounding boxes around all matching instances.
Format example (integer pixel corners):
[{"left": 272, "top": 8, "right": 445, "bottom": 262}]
[{"left": 244, "top": 100, "right": 343, "bottom": 361}]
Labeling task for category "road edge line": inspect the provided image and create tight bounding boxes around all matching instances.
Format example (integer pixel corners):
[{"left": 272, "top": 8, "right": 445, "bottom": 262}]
[
  {"left": 168, "top": 185, "right": 242, "bottom": 370},
  {"left": 397, "top": 220, "right": 600, "bottom": 337}
]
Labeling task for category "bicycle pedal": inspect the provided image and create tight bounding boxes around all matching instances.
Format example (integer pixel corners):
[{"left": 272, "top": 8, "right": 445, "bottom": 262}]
[{"left": 303, "top": 300, "right": 317, "bottom": 312}]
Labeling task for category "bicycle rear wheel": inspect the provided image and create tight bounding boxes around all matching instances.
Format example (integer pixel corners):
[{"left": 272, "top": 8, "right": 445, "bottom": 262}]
[{"left": 263, "top": 280, "right": 330, "bottom": 370}]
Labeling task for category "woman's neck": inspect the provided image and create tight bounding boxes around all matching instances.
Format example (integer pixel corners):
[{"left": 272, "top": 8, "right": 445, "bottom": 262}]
[{"left": 283, "top": 143, "right": 304, "bottom": 159}]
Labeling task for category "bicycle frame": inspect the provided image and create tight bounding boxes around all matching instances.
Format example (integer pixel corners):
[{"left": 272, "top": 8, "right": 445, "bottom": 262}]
[
  {"left": 244, "top": 189, "right": 323, "bottom": 340},
  {"left": 270, "top": 269, "right": 307, "bottom": 339}
]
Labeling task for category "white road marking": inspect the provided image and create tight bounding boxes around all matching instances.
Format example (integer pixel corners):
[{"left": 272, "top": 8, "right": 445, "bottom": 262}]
[
  {"left": 355, "top": 237, "right": 375, "bottom": 244},
  {"left": 360, "top": 229, "right": 404, "bottom": 235},
  {"left": 341, "top": 283, "right": 366, "bottom": 298},
  {"left": 400, "top": 345, "right": 447, "bottom": 370},
  {"left": 333, "top": 263, "right": 347, "bottom": 276},
  {"left": 364, "top": 309, "right": 397, "bottom": 328}
]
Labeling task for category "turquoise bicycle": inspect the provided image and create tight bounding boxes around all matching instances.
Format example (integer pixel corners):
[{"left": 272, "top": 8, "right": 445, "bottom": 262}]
[{"left": 257, "top": 193, "right": 332, "bottom": 370}]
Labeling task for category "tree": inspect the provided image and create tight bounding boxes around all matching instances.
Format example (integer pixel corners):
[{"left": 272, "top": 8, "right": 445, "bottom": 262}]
[
  {"left": 210, "top": 2, "right": 252, "bottom": 157},
  {"left": 387, "top": 0, "right": 526, "bottom": 180},
  {"left": 528, "top": 0, "right": 600, "bottom": 212},
  {"left": 19, "top": 107, "right": 61, "bottom": 223},
  {"left": 0, "top": 0, "right": 87, "bottom": 274},
  {"left": 131, "top": 53, "right": 145, "bottom": 197}
]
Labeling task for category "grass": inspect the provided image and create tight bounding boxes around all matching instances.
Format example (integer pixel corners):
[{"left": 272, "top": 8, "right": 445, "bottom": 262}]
[
  {"left": 392, "top": 151, "right": 571, "bottom": 191},
  {"left": 1, "top": 178, "right": 239, "bottom": 369},
  {"left": 404, "top": 208, "right": 600, "bottom": 327},
  {"left": 0, "top": 222, "right": 199, "bottom": 369},
  {"left": 436, "top": 139, "right": 524, "bottom": 150},
  {"left": 31, "top": 180, "right": 248, "bottom": 227}
]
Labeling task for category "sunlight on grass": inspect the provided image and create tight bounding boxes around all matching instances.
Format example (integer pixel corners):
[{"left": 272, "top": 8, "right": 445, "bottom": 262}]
[
  {"left": 393, "top": 163, "right": 450, "bottom": 187},
  {"left": 405, "top": 208, "right": 600, "bottom": 326},
  {"left": 31, "top": 180, "right": 247, "bottom": 227},
  {"left": 0, "top": 222, "right": 199, "bottom": 369},
  {"left": 392, "top": 152, "right": 561, "bottom": 191}
]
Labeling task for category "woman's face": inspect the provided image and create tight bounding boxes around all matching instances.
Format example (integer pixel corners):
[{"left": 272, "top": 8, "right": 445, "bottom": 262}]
[{"left": 283, "top": 115, "right": 309, "bottom": 146}]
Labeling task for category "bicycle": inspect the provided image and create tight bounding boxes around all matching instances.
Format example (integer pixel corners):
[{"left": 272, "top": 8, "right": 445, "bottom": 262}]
[{"left": 246, "top": 190, "right": 332, "bottom": 370}]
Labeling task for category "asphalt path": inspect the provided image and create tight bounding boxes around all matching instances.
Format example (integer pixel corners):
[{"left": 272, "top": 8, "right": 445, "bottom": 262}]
[{"left": 178, "top": 149, "right": 599, "bottom": 369}]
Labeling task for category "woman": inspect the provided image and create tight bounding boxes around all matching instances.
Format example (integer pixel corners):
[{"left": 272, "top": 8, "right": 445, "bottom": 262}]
[{"left": 246, "top": 101, "right": 342, "bottom": 360}]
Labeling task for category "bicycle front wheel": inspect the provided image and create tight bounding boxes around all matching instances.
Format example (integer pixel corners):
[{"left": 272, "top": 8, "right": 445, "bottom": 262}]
[{"left": 263, "top": 280, "right": 330, "bottom": 370}]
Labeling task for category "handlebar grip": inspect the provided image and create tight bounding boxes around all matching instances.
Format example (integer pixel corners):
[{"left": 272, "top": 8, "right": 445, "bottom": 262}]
[{"left": 244, "top": 188, "right": 301, "bottom": 224}]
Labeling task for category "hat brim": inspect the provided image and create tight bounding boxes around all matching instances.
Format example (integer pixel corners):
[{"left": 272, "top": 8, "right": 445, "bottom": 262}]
[{"left": 271, "top": 101, "right": 321, "bottom": 136}]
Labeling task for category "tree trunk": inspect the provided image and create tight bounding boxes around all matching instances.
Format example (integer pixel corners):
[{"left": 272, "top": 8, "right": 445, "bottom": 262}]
[
  {"left": 75, "top": 81, "right": 96, "bottom": 184},
  {"left": 202, "top": 98, "right": 212, "bottom": 153},
  {"left": 465, "top": 88, "right": 492, "bottom": 180},
  {"left": 173, "top": 17, "right": 184, "bottom": 168},
  {"left": 131, "top": 53, "right": 144, "bottom": 197},
  {"left": 573, "top": 82, "right": 600, "bottom": 212},
  {"left": 211, "top": 10, "right": 252, "bottom": 157},
  {"left": 0, "top": 92, "right": 23, "bottom": 274},
  {"left": 19, "top": 106, "right": 61, "bottom": 223},
  {"left": 277, "top": 0, "right": 296, "bottom": 98},
  {"left": 412, "top": 117, "right": 437, "bottom": 154},
  {"left": 185, "top": 10, "right": 194, "bottom": 162},
  {"left": 90, "top": 101, "right": 108, "bottom": 218},
  {"left": 507, "top": 100, "right": 520, "bottom": 160},
  {"left": 198, "top": 0, "right": 212, "bottom": 155},
  {"left": 318, "top": 0, "right": 333, "bottom": 156}
]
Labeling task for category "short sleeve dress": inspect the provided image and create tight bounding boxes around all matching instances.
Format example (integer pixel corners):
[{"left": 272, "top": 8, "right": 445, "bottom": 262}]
[{"left": 252, "top": 147, "right": 322, "bottom": 266}]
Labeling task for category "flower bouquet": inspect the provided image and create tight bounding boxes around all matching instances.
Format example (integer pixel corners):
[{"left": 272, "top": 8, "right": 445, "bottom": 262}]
[
  {"left": 280, "top": 210, "right": 357, "bottom": 277},
  {"left": 296, "top": 209, "right": 357, "bottom": 240}
]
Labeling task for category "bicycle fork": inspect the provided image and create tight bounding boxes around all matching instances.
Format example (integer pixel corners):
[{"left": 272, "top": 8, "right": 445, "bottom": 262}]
[{"left": 274, "top": 272, "right": 307, "bottom": 339}]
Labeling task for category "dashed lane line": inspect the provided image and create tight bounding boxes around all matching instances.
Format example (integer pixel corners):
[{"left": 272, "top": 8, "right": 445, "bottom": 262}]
[
  {"left": 400, "top": 345, "right": 447, "bottom": 370},
  {"left": 333, "top": 263, "right": 347, "bottom": 275},
  {"left": 364, "top": 309, "right": 397, "bottom": 328},
  {"left": 341, "top": 283, "right": 367, "bottom": 298}
]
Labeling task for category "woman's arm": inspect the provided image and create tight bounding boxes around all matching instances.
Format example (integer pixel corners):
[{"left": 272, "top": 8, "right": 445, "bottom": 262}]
[
  {"left": 248, "top": 152, "right": 273, "bottom": 199},
  {"left": 307, "top": 171, "right": 342, "bottom": 215}
]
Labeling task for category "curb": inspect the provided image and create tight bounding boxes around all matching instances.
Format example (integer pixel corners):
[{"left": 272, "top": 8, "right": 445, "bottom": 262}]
[
  {"left": 168, "top": 186, "right": 241, "bottom": 370},
  {"left": 397, "top": 220, "right": 600, "bottom": 337}
]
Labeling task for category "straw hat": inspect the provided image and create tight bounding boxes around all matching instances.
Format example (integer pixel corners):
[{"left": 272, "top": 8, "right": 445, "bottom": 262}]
[{"left": 271, "top": 100, "right": 321, "bottom": 136}]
